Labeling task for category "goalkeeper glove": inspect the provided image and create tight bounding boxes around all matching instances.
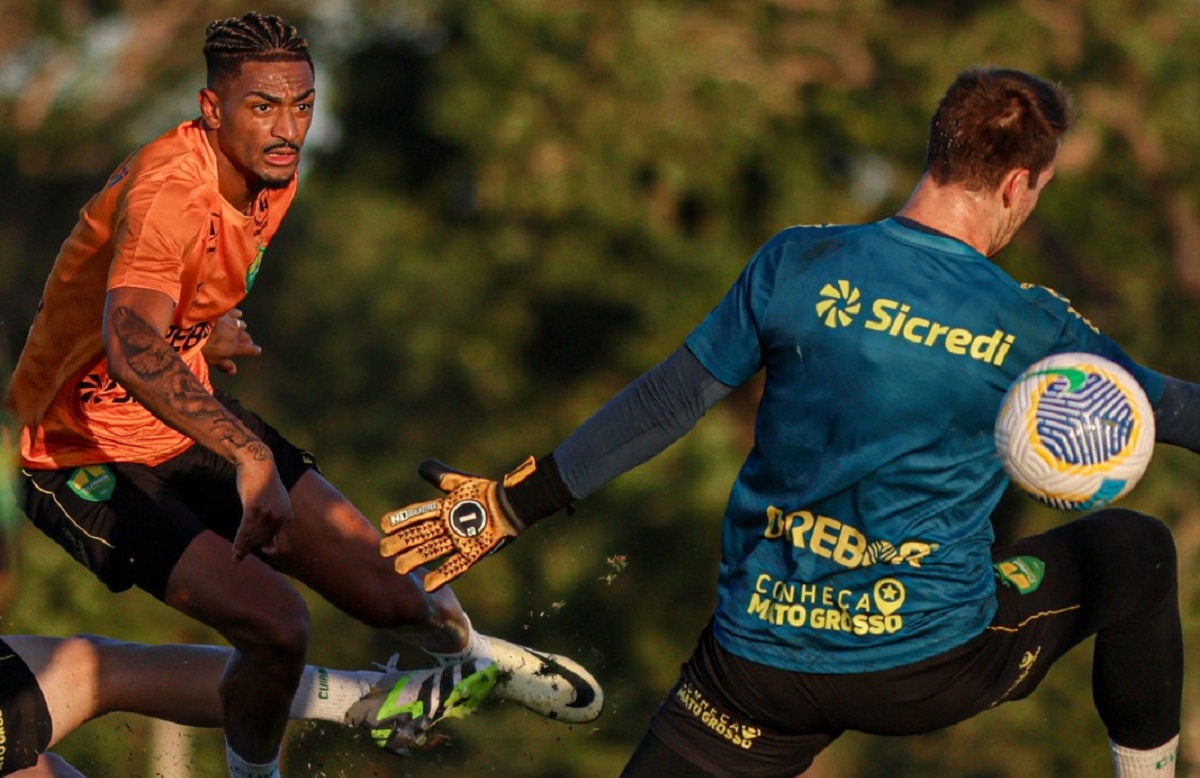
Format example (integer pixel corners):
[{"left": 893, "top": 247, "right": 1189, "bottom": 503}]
[{"left": 380, "top": 455, "right": 572, "bottom": 592}]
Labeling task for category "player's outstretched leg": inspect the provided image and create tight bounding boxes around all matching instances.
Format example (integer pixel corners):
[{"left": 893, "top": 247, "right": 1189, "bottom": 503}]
[{"left": 344, "top": 658, "right": 499, "bottom": 754}]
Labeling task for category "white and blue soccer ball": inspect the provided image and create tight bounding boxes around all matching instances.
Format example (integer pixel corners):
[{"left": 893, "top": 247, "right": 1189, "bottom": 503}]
[{"left": 994, "top": 352, "right": 1155, "bottom": 511}]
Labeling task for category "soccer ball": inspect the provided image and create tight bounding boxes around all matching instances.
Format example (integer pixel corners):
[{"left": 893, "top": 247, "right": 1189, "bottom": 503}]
[{"left": 994, "top": 352, "right": 1155, "bottom": 511}]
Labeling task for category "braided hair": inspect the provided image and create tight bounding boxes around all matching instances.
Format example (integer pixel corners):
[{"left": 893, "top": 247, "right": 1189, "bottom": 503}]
[{"left": 203, "top": 11, "right": 312, "bottom": 88}]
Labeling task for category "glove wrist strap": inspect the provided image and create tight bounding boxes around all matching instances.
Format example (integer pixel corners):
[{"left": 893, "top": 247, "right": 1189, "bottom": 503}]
[{"left": 502, "top": 453, "right": 574, "bottom": 527}]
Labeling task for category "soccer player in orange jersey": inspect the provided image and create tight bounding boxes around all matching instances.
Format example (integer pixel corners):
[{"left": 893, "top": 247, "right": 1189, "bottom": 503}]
[{"left": 6, "top": 13, "right": 599, "bottom": 777}]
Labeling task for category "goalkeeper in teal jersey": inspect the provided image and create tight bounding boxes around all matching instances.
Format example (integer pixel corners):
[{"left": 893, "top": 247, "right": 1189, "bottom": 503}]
[
  {"left": 383, "top": 68, "right": 1195, "bottom": 777},
  {"left": 687, "top": 219, "right": 1164, "bottom": 676}
]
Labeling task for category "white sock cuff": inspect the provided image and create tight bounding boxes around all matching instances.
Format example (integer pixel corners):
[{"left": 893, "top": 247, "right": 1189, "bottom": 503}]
[
  {"left": 225, "top": 742, "right": 281, "bottom": 778},
  {"left": 289, "top": 665, "right": 380, "bottom": 723},
  {"left": 1111, "top": 734, "right": 1179, "bottom": 777}
]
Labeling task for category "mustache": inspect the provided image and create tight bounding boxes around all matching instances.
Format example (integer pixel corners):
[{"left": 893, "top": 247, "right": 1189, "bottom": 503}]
[{"left": 263, "top": 141, "right": 301, "bottom": 154}]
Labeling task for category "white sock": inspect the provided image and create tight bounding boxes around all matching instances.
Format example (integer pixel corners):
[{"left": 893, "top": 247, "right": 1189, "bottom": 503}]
[
  {"left": 1111, "top": 735, "right": 1179, "bottom": 777},
  {"left": 226, "top": 742, "right": 281, "bottom": 778},
  {"left": 424, "top": 618, "right": 492, "bottom": 666},
  {"left": 288, "top": 665, "right": 381, "bottom": 722}
]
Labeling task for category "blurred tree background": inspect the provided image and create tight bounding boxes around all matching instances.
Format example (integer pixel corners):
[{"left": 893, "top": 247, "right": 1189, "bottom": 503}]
[{"left": 2, "top": 0, "right": 1199, "bottom": 775}]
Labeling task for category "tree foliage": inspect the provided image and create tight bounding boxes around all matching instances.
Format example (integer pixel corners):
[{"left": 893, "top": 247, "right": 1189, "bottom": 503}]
[{"left": 2, "top": 1, "right": 1199, "bottom": 775}]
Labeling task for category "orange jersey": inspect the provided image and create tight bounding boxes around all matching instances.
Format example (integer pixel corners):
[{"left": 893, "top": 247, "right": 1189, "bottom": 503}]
[{"left": 7, "top": 120, "right": 297, "bottom": 468}]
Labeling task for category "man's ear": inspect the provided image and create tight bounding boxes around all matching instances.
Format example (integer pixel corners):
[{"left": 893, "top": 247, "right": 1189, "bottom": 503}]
[
  {"left": 198, "top": 88, "right": 221, "bottom": 130},
  {"left": 999, "top": 168, "right": 1030, "bottom": 208}
]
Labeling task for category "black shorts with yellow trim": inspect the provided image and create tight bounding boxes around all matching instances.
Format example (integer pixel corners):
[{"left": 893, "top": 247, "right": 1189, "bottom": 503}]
[
  {"left": 19, "top": 391, "right": 318, "bottom": 601},
  {"left": 635, "top": 518, "right": 1123, "bottom": 778}
]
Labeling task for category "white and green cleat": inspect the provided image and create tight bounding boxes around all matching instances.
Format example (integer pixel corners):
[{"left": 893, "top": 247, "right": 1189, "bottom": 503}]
[
  {"left": 483, "top": 635, "right": 604, "bottom": 724},
  {"left": 345, "top": 658, "right": 498, "bottom": 754}
]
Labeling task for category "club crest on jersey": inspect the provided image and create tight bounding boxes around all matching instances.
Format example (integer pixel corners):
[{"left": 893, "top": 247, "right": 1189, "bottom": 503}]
[
  {"left": 246, "top": 243, "right": 265, "bottom": 292},
  {"left": 449, "top": 500, "right": 488, "bottom": 537}
]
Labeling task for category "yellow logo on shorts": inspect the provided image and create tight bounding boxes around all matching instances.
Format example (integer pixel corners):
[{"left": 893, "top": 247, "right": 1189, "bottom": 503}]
[
  {"left": 675, "top": 681, "right": 762, "bottom": 750},
  {"left": 993, "top": 556, "right": 1045, "bottom": 594},
  {"left": 68, "top": 465, "right": 116, "bottom": 502},
  {"left": 991, "top": 646, "right": 1042, "bottom": 707}
]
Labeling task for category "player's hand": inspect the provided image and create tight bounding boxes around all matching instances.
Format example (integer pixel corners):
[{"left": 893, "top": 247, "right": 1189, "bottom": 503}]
[
  {"left": 203, "top": 309, "right": 261, "bottom": 376},
  {"left": 380, "top": 459, "right": 538, "bottom": 592},
  {"left": 232, "top": 456, "right": 293, "bottom": 561}
]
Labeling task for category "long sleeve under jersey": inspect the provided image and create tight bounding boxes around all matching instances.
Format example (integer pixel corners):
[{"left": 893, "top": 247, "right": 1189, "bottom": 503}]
[{"left": 552, "top": 344, "right": 734, "bottom": 500}]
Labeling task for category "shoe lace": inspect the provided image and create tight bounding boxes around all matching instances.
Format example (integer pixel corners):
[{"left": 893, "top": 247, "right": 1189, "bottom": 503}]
[{"left": 372, "top": 652, "right": 403, "bottom": 675}]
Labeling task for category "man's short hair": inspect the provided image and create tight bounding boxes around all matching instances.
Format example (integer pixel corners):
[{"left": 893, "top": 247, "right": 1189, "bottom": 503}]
[
  {"left": 924, "top": 68, "right": 1075, "bottom": 191},
  {"left": 203, "top": 11, "right": 312, "bottom": 89}
]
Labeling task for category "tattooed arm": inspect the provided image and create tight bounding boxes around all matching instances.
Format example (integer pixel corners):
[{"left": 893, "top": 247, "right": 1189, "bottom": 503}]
[{"left": 102, "top": 287, "right": 291, "bottom": 560}]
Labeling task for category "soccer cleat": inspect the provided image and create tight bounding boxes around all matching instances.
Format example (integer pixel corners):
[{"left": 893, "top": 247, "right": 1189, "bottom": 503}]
[
  {"left": 483, "top": 635, "right": 604, "bottom": 723},
  {"left": 344, "top": 657, "right": 499, "bottom": 755}
]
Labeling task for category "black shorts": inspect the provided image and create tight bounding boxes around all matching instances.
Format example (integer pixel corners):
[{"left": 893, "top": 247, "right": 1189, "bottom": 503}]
[
  {"left": 20, "top": 391, "right": 317, "bottom": 601},
  {"left": 629, "top": 510, "right": 1179, "bottom": 778},
  {"left": 0, "top": 637, "right": 53, "bottom": 776}
]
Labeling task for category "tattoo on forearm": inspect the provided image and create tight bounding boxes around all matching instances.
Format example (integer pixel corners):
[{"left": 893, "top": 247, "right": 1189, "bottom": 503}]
[{"left": 111, "top": 306, "right": 268, "bottom": 460}]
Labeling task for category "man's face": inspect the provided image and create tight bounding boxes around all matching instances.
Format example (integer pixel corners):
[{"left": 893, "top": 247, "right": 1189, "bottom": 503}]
[{"left": 206, "top": 60, "right": 315, "bottom": 190}]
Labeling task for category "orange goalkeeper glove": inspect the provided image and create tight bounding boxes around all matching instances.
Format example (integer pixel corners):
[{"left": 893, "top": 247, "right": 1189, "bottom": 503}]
[{"left": 380, "top": 456, "right": 572, "bottom": 592}]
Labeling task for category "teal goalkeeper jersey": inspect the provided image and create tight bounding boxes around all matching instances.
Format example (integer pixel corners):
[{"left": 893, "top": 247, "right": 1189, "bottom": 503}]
[{"left": 685, "top": 218, "right": 1164, "bottom": 673}]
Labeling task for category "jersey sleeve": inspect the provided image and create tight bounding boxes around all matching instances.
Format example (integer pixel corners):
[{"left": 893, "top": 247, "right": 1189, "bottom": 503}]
[
  {"left": 685, "top": 237, "right": 785, "bottom": 388},
  {"left": 107, "top": 175, "right": 207, "bottom": 303},
  {"left": 1036, "top": 285, "right": 1166, "bottom": 405}
]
